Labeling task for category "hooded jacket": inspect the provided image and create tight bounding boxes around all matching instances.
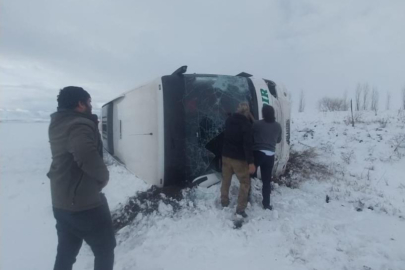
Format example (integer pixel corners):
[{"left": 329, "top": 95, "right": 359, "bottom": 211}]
[
  {"left": 222, "top": 113, "right": 254, "bottom": 164},
  {"left": 47, "top": 110, "right": 109, "bottom": 211}
]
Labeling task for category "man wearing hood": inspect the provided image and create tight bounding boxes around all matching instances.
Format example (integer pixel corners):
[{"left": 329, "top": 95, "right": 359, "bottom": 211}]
[
  {"left": 220, "top": 102, "right": 256, "bottom": 218},
  {"left": 47, "top": 86, "right": 115, "bottom": 270}
]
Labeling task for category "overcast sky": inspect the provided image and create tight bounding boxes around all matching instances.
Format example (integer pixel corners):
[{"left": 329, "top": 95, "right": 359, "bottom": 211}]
[{"left": 1, "top": 0, "right": 404, "bottom": 113}]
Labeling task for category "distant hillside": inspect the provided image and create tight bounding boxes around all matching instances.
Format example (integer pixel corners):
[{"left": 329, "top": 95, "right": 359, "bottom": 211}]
[
  {"left": 0, "top": 109, "right": 51, "bottom": 122},
  {"left": 0, "top": 108, "right": 101, "bottom": 122}
]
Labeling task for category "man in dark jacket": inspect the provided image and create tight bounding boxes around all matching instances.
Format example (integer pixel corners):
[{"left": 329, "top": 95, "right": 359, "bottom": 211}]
[
  {"left": 221, "top": 102, "right": 256, "bottom": 218},
  {"left": 48, "top": 86, "right": 115, "bottom": 270}
]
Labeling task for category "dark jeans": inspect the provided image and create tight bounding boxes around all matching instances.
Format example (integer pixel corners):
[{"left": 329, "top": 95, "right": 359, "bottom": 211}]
[
  {"left": 53, "top": 195, "right": 116, "bottom": 270},
  {"left": 253, "top": 151, "right": 275, "bottom": 208}
]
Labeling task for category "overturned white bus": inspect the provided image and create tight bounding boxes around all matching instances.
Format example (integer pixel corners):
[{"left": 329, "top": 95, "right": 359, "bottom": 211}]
[{"left": 102, "top": 66, "right": 291, "bottom": 188}]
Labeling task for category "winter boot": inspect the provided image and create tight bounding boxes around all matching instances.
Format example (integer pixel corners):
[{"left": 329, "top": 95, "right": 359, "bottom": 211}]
[
  {"left": 221, "top": 199, "right": 230, "bottom": 208},
  {"left": 235, "top": 210, "right": 248, "bottom": 218},
  {"left": 263, "top": 205, "right": 273, "bottom": 211}
]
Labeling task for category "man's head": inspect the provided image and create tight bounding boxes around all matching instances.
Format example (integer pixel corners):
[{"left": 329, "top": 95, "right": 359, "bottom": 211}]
[
  {"left": 236, "top": 102, "right": 250, "bottom": 118},
  {"left": 262, "top": 104, "right": 275, "bottom": 123},
  {"left": 57, "top": 86, "right": 92, "bottom": 114}
]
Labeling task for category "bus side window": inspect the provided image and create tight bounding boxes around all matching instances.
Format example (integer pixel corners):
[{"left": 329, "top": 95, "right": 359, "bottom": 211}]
[
  {"left": 269, "top": 87, "right": 277, "bottom": 99},
  {"left": 264, "top": 79, "right": 278, "bottom": 99}
]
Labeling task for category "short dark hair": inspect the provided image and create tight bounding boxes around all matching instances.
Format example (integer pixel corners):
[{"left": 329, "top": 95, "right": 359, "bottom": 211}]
[
  {"left": 262, "top": 104, "right": 275, "bottom": 123},
  {"left": 57, "top": 86, "right": 90, "bottom": 110}
]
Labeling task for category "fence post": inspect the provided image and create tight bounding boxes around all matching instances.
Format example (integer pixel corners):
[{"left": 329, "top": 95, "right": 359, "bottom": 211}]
[{"left": 351, "top": 99, "right": 355, "bottom": 127}]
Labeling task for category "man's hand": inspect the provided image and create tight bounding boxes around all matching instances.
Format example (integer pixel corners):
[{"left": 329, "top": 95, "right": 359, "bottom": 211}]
[{"left": 248, "top": 164, "right": 256, "bottom": 174}]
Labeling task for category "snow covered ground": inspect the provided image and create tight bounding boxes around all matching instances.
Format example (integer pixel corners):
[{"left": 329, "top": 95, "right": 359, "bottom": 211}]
[{"left": 1, "top": 111, "right": 404, "bottom": 270}]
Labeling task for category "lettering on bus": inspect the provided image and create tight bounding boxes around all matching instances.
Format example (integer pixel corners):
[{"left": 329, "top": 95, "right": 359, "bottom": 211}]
[{"left": 260, "top": 89, "right": 270, "bottom": 105}]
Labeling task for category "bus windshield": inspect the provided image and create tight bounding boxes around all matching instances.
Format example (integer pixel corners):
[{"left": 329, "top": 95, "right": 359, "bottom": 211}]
[{"left": 183, "top": 75, "right": 256, "bottom": 180}]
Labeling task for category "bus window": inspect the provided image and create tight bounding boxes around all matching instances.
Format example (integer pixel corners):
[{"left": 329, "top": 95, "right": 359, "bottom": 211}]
[{"left": 264, "top": 79, "right": 278, "bottom": 99}]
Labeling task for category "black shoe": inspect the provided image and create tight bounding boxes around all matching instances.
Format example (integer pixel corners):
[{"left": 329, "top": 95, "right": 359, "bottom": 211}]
[
  {"left": 235, "top": 210, "right": 248, "bottom": 218},
  {"left": 264, "top": 205, "right": 273, "bottom": 211}
]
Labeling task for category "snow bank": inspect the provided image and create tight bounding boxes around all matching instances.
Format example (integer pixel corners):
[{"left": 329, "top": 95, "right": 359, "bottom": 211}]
[{"left": 1, "top": 111, "right": 404, "bottom": 270}]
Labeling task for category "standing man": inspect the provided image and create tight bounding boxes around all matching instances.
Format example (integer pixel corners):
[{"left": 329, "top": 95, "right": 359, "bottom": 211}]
[
  {"left": 47, "top": 86, "right": 116, "bottom": 270},
  {"left": 252, "top": 105, "right": 282, "bottom": 210},
  {"left": 221, "top": 102, "right": 256, "bottom": 218}
]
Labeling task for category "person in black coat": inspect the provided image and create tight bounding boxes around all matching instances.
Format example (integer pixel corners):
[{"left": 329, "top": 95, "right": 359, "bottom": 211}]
[{"left": 221, "top": 102, "right": 256, "bottom": 217}]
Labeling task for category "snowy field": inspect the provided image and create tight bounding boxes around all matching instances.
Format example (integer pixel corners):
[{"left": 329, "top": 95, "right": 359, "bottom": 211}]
[{"left": 1, "top": 111, "right": 405, "bottom": 270}]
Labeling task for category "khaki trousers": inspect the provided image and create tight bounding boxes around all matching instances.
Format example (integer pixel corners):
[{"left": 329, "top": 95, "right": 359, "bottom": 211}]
[{"left": 220, "top": 156, "right": 251, "bottom": 212}]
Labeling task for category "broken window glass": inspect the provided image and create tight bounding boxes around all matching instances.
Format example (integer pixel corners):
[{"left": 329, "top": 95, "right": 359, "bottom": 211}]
[{"left": 183, "top": 75, "right": 255, "bottom": 180}]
